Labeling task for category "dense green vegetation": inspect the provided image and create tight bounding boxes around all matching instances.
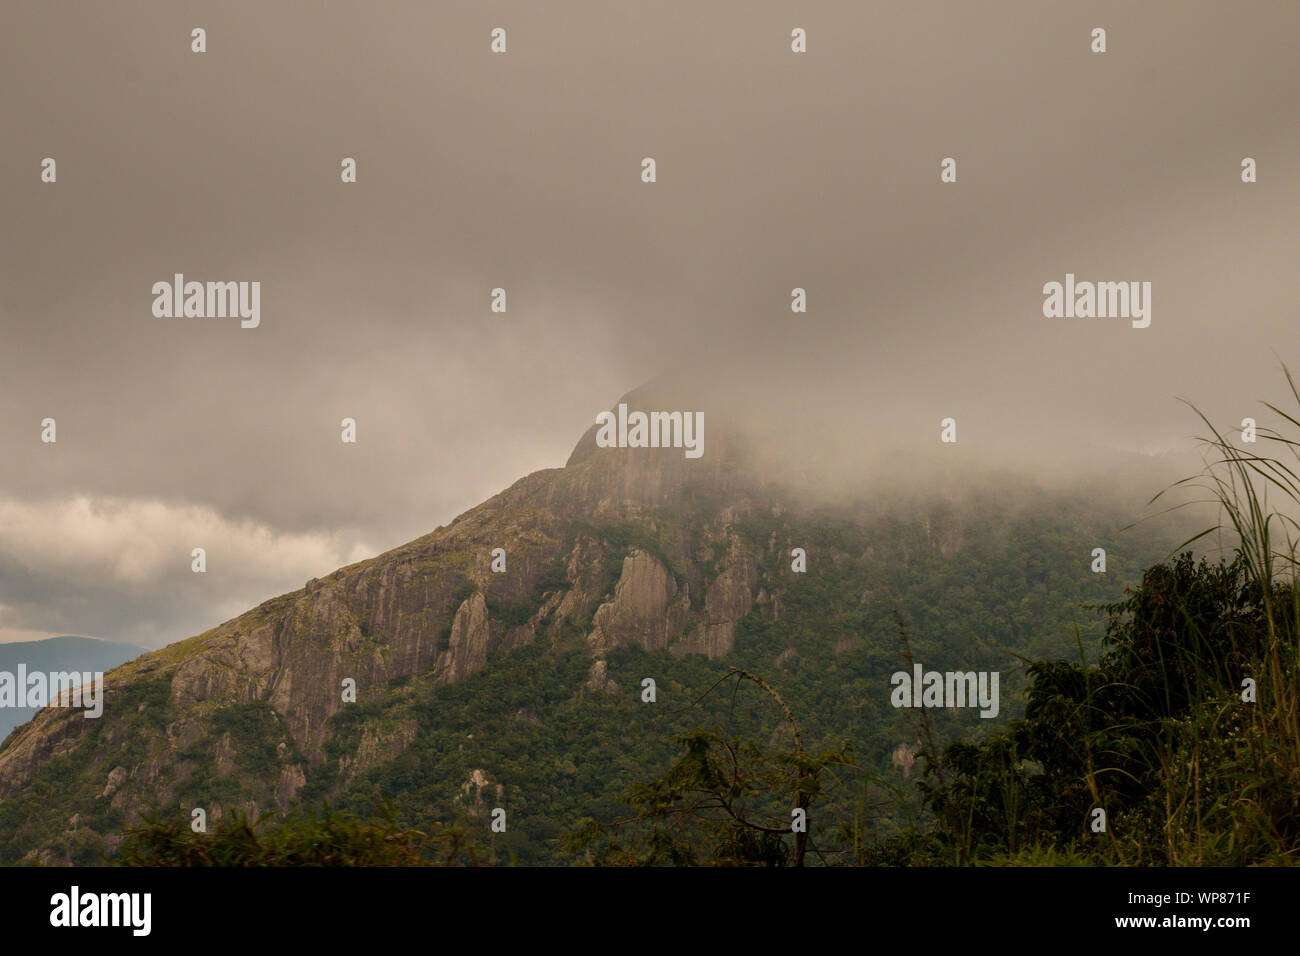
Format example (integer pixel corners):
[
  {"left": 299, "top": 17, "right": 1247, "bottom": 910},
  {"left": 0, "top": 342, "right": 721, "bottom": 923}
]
[
  {"left": 573, "top": 376, "right": 1300, "bottom": 866},
  {"left": 79, "top": 375, "right": 1300, "bottom": 867},
  {"left": 6, "top": 421, "right": 1257, "bottom": 867},
  {"left": 112, "top": 804, "right": 475, "bottom": 866},
  {"left": 114, "top": 519, "right": 1298, "bottom": 868},
  {"left": 904, "top": 551, "right": 1297, "bottom": 865},
  {"left": 236, "top": 483, "right": 1187, "bottom": 866},
  {"left": 564, "top": 546, "right": 1296, "bottom": 866},
  {"left": 0, "top": 480, "right": 1193, "bottom": 866}
]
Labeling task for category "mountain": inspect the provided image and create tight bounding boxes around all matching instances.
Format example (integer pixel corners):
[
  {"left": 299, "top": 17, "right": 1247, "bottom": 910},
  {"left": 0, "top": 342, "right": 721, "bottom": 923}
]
[
  {"left": 0, "top": 637, "right": 149, "bottom": 742},
  {"left": 0, "top": 383, "right": 1202, "bottom": 864}
]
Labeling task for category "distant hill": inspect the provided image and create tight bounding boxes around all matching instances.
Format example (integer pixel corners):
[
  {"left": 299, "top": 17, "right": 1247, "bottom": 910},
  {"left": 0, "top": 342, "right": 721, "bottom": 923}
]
[{"left": 0, "top": 637, "right": 149, "bottom": 742}]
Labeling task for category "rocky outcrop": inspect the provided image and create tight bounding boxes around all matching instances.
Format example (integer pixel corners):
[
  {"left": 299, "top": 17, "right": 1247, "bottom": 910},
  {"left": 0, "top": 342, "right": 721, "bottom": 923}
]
[
  {"left": 442, "top": 592, "right": 490, "bottom": 683},
  {"left": 275, "top": 765, "right": 307, "bottom": 809},
  {"left": 556, "top": 535, "right": 606, "bottom": 626},
  {"left": 100, "top": 766, "right": 127, "bottom": 798},
  {"left": 585, "top": 659, "right": 618, "bottom": 693},
  {"left": 336, "top": 720, "right": 419, "bottom": 786},
  {"left": 675, "top": 551, "right": 758, "bottom": 658},
  {"left": 588, "top": 550, "right": 688, "bottom": 652},
  {"left": 459, "top": 768, "right": 502, "bottom": 816}
]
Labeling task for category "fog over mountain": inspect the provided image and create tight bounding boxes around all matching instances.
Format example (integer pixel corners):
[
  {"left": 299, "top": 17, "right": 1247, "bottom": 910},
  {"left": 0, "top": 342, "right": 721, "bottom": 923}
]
[
  {"left": 1, "top": 1, "right": 1296, "bottom": 647},
  {"left": 0, "top": 383, "right": 1207, "bottom": 865}
]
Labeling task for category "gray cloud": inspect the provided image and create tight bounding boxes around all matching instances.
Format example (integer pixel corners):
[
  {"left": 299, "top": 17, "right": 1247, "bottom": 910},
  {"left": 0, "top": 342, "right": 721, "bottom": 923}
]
[{"left": 1, "top": 1, "right": 1296, "bottom": 645}]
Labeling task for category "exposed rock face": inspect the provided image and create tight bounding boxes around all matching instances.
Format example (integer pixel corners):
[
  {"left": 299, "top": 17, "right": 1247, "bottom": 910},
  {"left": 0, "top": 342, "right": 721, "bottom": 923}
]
[
  {"left": 557, "top": 535, "right": 606, "bottom": 625},
  {"left": 101, "top": 766, "right": 127, "bottom": 798},
  {"left": 336, "top": 720, "right": 419, "bottom": 787},
  {"left": 443, "top": 592, "right": 491, "bottom": 683},
  {"left": 677, "top": 553, "right": 758, "bottom": 658},
  {"left": 893, "top": 740, "right": 923, "bottom": 780},
  {"left": 276, "top": 765, "right": 307, "bottom": 809},
  {"left": 588, "top": 550, "right": 687, "bottom": 652},
  {"left": 459, "top": 768, "right": 502, "bottom": 816},
  {"left": 585, "top": 659, "right": 618, "bottom": 693}
]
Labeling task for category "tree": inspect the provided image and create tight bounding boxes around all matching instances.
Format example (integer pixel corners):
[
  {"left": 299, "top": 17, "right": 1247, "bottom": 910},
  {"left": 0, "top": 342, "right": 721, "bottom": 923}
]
[{"left": 568, "top": 669, "right": 850, "bottom": 866}]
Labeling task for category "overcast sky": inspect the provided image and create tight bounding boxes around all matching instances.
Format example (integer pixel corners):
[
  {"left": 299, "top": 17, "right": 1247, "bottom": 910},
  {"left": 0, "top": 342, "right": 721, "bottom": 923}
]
[{"left": 1, "top": 1, "right": 1297, "bottom": 646}]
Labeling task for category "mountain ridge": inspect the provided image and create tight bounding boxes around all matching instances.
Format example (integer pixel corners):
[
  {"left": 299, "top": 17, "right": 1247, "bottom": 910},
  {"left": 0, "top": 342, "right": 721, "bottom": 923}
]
[{"left": 0, "top": 384, "right": 1202, "bottom": 864}]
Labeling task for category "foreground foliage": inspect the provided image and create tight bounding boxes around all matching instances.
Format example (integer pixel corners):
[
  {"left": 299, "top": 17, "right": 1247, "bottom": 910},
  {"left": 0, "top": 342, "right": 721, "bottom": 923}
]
[{"left": 110, "top": 804, "right": 478, "bottom": 866}]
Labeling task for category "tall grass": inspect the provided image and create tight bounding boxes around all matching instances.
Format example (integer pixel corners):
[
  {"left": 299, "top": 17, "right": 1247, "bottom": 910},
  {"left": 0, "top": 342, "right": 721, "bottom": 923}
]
[
  {"left": 1141, "top": 364, "right": 1300, "bottom": 862},
  {"left": 890, "top": 366, "right": 1300, "bottom": 866}
]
